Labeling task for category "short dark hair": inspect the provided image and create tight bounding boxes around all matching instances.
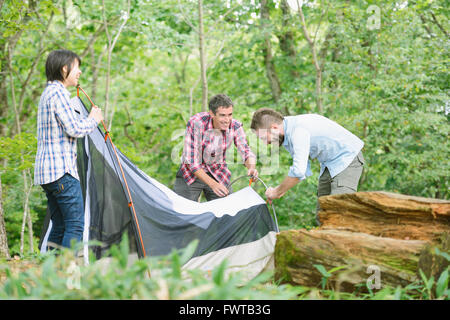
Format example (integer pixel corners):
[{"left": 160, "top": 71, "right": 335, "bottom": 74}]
[
  {"left": 208, "top": 94, "right": 233, "bottom": 114},
  {"left": 45, "top": 49, "right": 81, "bottom": 82},
  {"left": 251, "top": 108, "right": 284, "bottom": 130}
]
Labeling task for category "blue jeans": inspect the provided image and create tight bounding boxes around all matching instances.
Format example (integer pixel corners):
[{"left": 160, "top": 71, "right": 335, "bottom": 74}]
[{"left": 41, "top": 173, "right": 84, "bottom": 249}]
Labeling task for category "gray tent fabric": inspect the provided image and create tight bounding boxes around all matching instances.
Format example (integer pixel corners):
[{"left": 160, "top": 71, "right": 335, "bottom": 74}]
[{"left": 39, "top": 97, "right": 277, "bottom": 278}]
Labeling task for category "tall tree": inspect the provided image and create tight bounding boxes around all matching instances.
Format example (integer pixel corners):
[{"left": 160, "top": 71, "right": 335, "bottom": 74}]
[
  {"left": 0, "top": 175, "right": 10, "bottom": 259},
  {"left": 295, "top": 0, "right": 328, "bottom": 114},
  {"left": 197, "top": 0, "right": 208, "bottom": 112},
  {"left": 102, "top": 0, "right": 131, "bottom": 129},
  {"left": 278, "top": 0, "right": 300, "bottom": 80},
  {"left": 260, "top": 0, "right": 282, "bottom": 105}
]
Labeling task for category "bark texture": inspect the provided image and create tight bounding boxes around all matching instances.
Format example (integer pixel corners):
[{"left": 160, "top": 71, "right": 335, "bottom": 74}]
[
  {"left": 318, "top": 191, "right": 450, "bottom": 242},
  {"left": 274, "top": 191, "right": 450, "bottom": 291}
]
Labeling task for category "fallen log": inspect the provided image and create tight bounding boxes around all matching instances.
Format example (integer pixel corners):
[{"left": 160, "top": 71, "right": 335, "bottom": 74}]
[
  {"left": 318, "top": 191, "right": 450, "bottom": 242},
  {"left": 274, "top": 229, "right": 428, "bottom": 291}
]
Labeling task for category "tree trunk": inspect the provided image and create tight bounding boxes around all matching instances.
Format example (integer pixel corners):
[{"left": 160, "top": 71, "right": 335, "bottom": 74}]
[
  {"left": 278, "top": 0, "right": 299, "bottom": 79},
  {"left": 260, "top": 0, "right": 282, "bottom": 105},
  {"left": 318, "top": 191, "right": 450, "bottom": 242},
  {"left": 102, "top": 0, "right": 130, "bottom": 122},
  {"left": 19, "top": 170, "right": 33, "bottom": 256},
  {"left": 275, "top": 191, "right": 450, "bottom": 292},
  {"left": 0, "top": 175, "right": 11, "bottom": 259},
  {"left": 296, "top": 1, "right": 323, "bottom": 114},
  {"left": 275, "top": 229, "right": 427, "bottom": 291},
  {"left": 198, "top": 0, "right": 208, "bottom": 112}
]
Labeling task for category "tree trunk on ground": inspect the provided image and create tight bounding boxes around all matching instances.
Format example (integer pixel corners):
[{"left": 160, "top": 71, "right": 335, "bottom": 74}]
[
  {"left": 261, "top": 0, "right": 282, "bottom": 105},
  {"left": 0, "top": 175, "right": 11, "bottom": 259},
  {"left": 275, "top": 229, "right": 427, "bottom": 291},
  {"left": 318, "top": 191, "right": 450, "bottom": 242},
  {"left": 275, "top": 191, "right": 450, "bottom": 291}
]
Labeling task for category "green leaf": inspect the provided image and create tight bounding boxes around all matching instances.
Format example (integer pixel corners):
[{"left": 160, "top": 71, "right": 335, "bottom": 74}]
[
  {"left": 212, "top": 260, "right": 227, "bottom": 286},
  {"left": 328, "top": 265, "right": 347, "bottom": 274},
  {"left": 313, "top": 264, "right": 331, "bottom": 277},
  {"left": 436, "top": 268, "right": 449, "bottom": 298},
  {"left": 435, "top": 248, "right": 450, "bottom": 262}
]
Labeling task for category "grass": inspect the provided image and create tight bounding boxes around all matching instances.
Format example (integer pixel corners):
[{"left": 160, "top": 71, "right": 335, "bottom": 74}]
[{"left": 0, "top": 236, "right": 448, "bottom": 300}]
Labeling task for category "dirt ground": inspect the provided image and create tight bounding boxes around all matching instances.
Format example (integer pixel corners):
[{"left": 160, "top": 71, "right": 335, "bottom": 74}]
[{"left": 0, "top": 257, "right": 40, "bottom": 284}]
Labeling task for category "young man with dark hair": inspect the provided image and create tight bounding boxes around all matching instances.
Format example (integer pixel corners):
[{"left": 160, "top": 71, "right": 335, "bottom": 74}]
[
  {"left": 34, "top": 49, "right": 103, "bottom": 250},
  {"left": 251, "top": 108, "right": 365, "bottom": 224},
  {"left": 174, "top": 94, "right": 258, "bottom": 201}
]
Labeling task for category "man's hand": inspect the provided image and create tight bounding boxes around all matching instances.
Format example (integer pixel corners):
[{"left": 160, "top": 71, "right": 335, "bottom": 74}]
[
  {"left": 210, "top": 181, "right": 229, "bottom": 198},
  {"left": 247, "top": 167, "right": 258, "bottom": 182},
  {"left": 265, "top": 176, "right": 299, "bottom": 204},
  {"left": 265, "top": 187, "right": 283, "bottom": 204}
]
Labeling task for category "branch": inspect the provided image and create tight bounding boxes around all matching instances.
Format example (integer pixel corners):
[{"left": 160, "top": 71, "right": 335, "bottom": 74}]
[
  {"left": 430, "top": 11, "right": 449, "bottom": 38},
  {"left": 18, "top": 13, "right": 54, "bottom": 116},
  {"left": 101, "top": 0, "right": 112, "bottom": 44},
  {"left": 177, "top": 0, "right": 197, "bottom": 32},
  {"left": 80, "top": 22, "right": 107, "bottom": 59},
  {"left": 312, "top": 0, "right": 329, "bottom": 45},
  {"left": 419, "top": 14, "right": 434, "bottom": 38}
]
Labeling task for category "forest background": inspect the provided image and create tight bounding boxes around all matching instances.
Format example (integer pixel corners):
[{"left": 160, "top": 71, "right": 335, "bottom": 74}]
[{"left": 0, "top": 0, "right": 448, "bottom": 259}]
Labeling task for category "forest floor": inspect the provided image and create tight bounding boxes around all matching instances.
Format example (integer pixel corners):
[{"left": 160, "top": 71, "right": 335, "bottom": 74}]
[{"left": 0, "top": 257, "right": 40, "bottom": 284}]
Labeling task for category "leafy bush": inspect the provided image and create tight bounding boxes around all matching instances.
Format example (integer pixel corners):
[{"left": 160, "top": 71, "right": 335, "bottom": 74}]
[{"left": 0, "top": 237, "right": 299, "bottom": 300}]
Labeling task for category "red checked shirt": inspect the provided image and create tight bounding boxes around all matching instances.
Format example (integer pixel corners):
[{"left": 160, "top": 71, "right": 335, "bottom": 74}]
[{"left": 180, "top": 112, "right": 255, "bottom": 186}]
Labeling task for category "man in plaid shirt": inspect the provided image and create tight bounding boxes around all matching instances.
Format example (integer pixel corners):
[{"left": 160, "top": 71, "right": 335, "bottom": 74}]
[
  {"left": 174, "top": 94, "right": 258, "bottom": 201},
  {"left": 34, "top": 50, "right": 103, "bottom": 250}
]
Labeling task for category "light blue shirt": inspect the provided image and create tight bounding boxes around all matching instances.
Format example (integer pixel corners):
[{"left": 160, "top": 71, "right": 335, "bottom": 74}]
[{"left": 282, "top": 114, "right": 364, "bottom": 180}]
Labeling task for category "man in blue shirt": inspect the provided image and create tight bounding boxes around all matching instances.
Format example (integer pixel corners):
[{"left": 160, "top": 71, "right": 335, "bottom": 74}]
[{"left": 250, "top": 108, "right": 365, "bottom": 224}]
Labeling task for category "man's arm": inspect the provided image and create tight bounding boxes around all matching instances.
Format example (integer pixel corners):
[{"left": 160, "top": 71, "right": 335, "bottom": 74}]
[
  {"left": 234, "top": 124, "right": 258, "bottom": 180},
  {"left": 193, "top": 169, "right": 229, "bottom": 197},
  {"left": 265, "top": 126, "right": 310, "bottom": 203},
  {"left": 265, "top": 176, "right": 299, "bottom": 204},
  {"left": 244, "top": 157, "right": 258, "bottom": 180}
]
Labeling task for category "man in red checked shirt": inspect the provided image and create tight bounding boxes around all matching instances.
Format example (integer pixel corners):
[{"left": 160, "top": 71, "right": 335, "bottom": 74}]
[{"left": 174, "top": 94, "right": 258, "bottom": 201}]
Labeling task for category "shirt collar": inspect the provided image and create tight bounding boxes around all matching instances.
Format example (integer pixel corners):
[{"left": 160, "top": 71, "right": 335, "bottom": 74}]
[
  {"left": 47, "top": 80, "right": 70, "bottom": 95},
  {"left": 207, "top": 113, "right": 232, "bottom": 133},
  {"left": 206, "top": 114, "right": 214, "bottom": 131},
  {"left": 282, "top": 118, "right": 289, "bottom": 148},
  {"left": 47, "top": 80, "right": 65, "bottom": 88}
]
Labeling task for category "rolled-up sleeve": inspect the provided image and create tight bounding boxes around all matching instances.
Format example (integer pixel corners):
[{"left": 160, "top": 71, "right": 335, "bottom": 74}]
[
  {"left": 234, "top": 124, "right": 255, "bottom": 163},
  {"left": 183, "top": 119, "right": 203, "bottom": 173},
  {"left": 287, "top": 126, "right": 312, "bottom": 180},
  {"left": 54, "top": 91, "right": 98, "bottom": 138}
]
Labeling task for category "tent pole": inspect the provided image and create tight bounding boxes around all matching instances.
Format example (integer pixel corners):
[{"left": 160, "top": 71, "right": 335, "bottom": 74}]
[{"left": 76, "top": 86, "right": 149, "bottom": 273}]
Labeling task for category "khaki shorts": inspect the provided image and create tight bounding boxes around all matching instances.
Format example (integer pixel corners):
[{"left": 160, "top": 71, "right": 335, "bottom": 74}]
[
  {"left": 315, "top": 152, "right": 365, "bottom": 226},
  {"left": 317, "top": 151, "right": 365, "bottom": 197}
]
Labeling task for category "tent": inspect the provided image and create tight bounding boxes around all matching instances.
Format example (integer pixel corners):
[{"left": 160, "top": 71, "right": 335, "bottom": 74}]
[{"left": 39, "top": 95, "right": 278, "bottom": 279}]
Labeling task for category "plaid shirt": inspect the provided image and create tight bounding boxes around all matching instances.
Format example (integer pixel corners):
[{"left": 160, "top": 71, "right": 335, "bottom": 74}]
[
  {"left": 180, "top": 112, "right": 255, "bottom": 186},
  {"left": 34, "top": 81, "right": 98, "bottom": 185}
]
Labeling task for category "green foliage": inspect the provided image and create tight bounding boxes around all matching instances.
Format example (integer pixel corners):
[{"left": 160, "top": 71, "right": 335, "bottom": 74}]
[
  {"left": 1, "top": 237, "right": 447, "bottom": 300},
  {"left": 0, "top": 237, "right": 299, "bottom": 300},
  {"left": 0, "top": 0, "right": 448, "bottom": 299}
]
